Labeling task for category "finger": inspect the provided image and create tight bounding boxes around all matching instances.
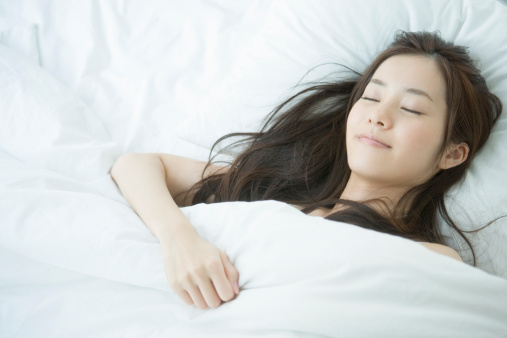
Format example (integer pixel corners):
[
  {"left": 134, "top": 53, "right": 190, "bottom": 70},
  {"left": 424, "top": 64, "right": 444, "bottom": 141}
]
[
  {"left": 197, "top": 278, "right": 222, "bottom": 309},
  {"left": 220, "top": 252, "right": 240, "bottom": 295},
  {"left": 185, "top": 283, "right": 208, "bottom": 310},
  {"left": 175, "top": 289, "right": 194, "bottom": 306},
  {"left": 208, "top": 262, "right": 235, "bottom": 302}
]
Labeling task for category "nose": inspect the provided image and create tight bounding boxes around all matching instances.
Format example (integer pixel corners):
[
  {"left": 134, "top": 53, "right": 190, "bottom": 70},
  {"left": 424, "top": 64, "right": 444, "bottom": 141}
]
[
  {"left": 369, "top": 116, "right": 385, "bottom": 126},
  {"left": 368, "top": 104, "right": 392, "bottom": 128}
]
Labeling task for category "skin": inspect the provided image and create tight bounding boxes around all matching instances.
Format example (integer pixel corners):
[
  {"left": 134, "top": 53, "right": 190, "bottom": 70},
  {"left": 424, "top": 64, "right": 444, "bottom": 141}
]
[
  {"left": 312, "top": 55, "right": 469, "bottom": 261},
  {"left": 111, "top": 55, "right": 470, "bottom": 310},
  {"left": 111, "top": 153, "right": 239, "bottom": 310},
  {"left": 344, "top": 54, "right": 468, "bottom": 207}
]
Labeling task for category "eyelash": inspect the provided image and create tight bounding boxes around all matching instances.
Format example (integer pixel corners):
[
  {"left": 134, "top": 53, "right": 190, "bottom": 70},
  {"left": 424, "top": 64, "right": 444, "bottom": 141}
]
[{"left": 360, "top": 96, "right": 423, "bottom": 116}]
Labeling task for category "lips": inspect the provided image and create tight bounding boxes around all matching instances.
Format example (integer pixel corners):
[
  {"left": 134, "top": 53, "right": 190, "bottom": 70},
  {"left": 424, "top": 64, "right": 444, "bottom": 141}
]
[{"left": 357, "top": 134, "right": 391, "bottom": 148}]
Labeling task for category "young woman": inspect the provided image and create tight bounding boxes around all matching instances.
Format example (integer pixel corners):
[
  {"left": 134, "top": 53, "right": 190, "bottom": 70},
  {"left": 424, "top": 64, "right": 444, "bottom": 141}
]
[{"left": 111, "top": 31, "right": 502, "bottom": 310}]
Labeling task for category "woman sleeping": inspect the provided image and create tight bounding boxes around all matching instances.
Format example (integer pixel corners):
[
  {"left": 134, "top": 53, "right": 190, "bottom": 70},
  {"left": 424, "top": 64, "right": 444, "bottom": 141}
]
[{"left": 111, "top": 31, "right": 502, "bottom": 310}]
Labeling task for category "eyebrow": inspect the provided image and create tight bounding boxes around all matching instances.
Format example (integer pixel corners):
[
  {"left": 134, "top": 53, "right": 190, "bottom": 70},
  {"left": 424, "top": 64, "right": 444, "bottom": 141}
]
[{"left": 370, "top": 78, "right": 434, "bottom": 102}]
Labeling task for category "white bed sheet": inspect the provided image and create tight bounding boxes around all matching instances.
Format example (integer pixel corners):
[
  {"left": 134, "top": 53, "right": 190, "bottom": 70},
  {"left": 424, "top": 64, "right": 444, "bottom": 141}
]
[{"left": 1, "top": 0, "right": 507, "bottom": 337}]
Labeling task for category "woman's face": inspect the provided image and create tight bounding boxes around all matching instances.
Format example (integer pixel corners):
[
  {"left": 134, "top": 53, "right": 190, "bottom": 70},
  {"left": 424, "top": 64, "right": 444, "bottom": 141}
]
[{"left": 346, "top": 54, "right": 449, "bottom": 189}]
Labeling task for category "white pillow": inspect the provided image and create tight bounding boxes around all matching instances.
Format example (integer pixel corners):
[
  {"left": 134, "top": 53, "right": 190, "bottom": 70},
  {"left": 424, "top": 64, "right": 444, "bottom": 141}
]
[{"left": 176, "top": 0, "right": 507, "bottom": 277}]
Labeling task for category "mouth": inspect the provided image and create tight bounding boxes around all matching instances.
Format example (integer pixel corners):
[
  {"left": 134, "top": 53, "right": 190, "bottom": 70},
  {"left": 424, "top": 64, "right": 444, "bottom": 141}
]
[{"left": 357, "top": 134, "right": 391, "bottom": 148}]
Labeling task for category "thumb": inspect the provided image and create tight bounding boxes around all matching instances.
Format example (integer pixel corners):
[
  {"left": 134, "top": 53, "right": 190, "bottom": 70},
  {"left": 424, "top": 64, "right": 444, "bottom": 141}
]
[{"left": 220, "top": 252, "right": 240, "bottom": 295}]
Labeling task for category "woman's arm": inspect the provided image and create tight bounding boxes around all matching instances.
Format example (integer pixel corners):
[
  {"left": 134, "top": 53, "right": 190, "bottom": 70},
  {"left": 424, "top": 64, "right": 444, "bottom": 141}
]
[
  {"left": 110, "top": 153, "right": 239, "bottom": 309},
  {"left": 111, "top": 153, "right": 225, "bottom": 236}
]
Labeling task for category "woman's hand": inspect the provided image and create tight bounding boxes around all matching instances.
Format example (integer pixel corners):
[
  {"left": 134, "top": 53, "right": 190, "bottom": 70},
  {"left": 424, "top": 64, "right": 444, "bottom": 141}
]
[
  {"left": 161, "top": 229, "right": 240, "bottom": 309},
  {"left": 111, "top": 153, "right": 238, "bottom": 308}
]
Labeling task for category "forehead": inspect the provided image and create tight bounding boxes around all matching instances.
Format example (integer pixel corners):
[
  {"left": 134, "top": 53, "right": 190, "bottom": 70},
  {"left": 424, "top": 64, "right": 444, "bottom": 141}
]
[{"left": 370, "top": 54, "right": 446, "bottom": 104}]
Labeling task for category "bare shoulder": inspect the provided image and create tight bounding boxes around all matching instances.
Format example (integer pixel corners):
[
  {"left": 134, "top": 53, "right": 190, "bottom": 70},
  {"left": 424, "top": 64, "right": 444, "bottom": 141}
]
[{"left": 420, "top": 243, "right": 463, "bottom": 262}]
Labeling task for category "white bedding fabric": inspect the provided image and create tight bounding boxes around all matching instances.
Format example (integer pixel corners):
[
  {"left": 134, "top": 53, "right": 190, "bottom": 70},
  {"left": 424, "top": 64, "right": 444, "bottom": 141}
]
[
  {"left": 2, "top": 132, "right": 507, "bottom": 336},
  {"left": 1, "top": 0, "right": 507, "bottom": 337}
]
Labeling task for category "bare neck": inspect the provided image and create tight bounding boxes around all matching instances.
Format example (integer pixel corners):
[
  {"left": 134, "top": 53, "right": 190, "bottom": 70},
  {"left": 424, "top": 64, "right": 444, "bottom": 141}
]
[
  {"left": 306, "top": 173, "right": 412, "bottom": 218},
  {"left": 339, "top": 173, "right": 409, "bottom": 208}
]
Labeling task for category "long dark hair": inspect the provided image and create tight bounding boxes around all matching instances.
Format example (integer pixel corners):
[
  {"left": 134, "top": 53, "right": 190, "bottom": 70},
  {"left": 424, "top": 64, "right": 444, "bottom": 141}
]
[{"left": 188, "top": 31, "right": 502, "bottom": 265}]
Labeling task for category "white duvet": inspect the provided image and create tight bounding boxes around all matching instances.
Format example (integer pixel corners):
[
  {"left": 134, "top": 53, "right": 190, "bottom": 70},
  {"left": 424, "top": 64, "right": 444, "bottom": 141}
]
[
  {"left": 2, "top": 159, "right": 507, "bottom": 337},
  {"left": 2, "top": 0, "right": 507, "bottom": 337}
]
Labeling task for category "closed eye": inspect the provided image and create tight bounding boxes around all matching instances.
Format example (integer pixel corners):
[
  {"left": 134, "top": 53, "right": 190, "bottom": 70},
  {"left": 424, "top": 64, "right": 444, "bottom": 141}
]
[
  {"left": 361, "top": 96, "right": 379, "bottom": 102},
  {"left": 361, "top": 96, "right": 423, "bottom": 115},
  {"left": 402, "top": 108, "right": 423, "bottom": 116}
]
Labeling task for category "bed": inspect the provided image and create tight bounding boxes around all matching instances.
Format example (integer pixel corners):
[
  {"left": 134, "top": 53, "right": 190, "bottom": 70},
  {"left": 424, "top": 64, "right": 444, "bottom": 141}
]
[{"left": 1, "top": 0, "right": 507, "bottom": 337}]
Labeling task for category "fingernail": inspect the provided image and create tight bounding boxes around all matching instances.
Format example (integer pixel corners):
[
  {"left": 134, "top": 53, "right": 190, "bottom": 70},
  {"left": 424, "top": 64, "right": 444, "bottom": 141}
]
[{"left": 233, "top": 282, "right": 240, "bottom": 294}]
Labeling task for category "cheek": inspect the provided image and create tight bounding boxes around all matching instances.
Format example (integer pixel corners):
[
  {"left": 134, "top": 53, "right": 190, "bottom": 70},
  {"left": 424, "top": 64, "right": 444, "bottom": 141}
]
[
  {"left": 400, "top": 122, "right": 444, "bottom": 161},
  {"left": 346, "top": 107, "right": 361, "bottom": 138},
  {"left": 345, "top": 108, "right": 365, "bottom": 167}
]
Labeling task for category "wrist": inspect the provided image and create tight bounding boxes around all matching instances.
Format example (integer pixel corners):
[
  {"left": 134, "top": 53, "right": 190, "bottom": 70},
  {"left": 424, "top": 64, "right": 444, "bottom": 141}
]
[{"left": 156, "top": 217, "right": 198, "bottom": 245}]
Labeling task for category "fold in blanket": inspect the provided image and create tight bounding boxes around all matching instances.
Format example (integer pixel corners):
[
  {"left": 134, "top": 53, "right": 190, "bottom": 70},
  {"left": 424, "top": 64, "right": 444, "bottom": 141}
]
[{"left": 1, "top": 155, "right": 507, "bottom": 337}]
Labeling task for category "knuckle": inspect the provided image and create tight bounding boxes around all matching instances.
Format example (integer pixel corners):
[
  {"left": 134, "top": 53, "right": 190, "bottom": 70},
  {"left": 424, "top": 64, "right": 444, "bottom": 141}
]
[
  {"left": 196, "top": 302, "right": 208, "bottom": 310},
  {"left": 206, "top": 258, "right": 220, "bottom": 270},
  {"left": 210, "top": 298, "right": 222, "bottom": 308},
  {"left": 188, "top": 265, "right": 203, "bottom": 281},
  {"left": 189, "top": 267, "right": 200, "bottom": 276},
  {"left": 175, "top": 275, "right": 192, "bottom": 287},
  {"left": 221, "top": 293, "right": 234, "bottom": 302},
  {"left": 182, "top": 297, "right": 193, "bottom": 306},
  {"left": 230, "top": 270, "right": 240, "bottom": 280}
]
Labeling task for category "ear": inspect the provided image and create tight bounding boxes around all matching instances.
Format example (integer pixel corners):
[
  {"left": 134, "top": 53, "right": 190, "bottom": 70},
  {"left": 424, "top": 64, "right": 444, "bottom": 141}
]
[{"left": 438, "top": 142, "right": 469, "bottom": 170}]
